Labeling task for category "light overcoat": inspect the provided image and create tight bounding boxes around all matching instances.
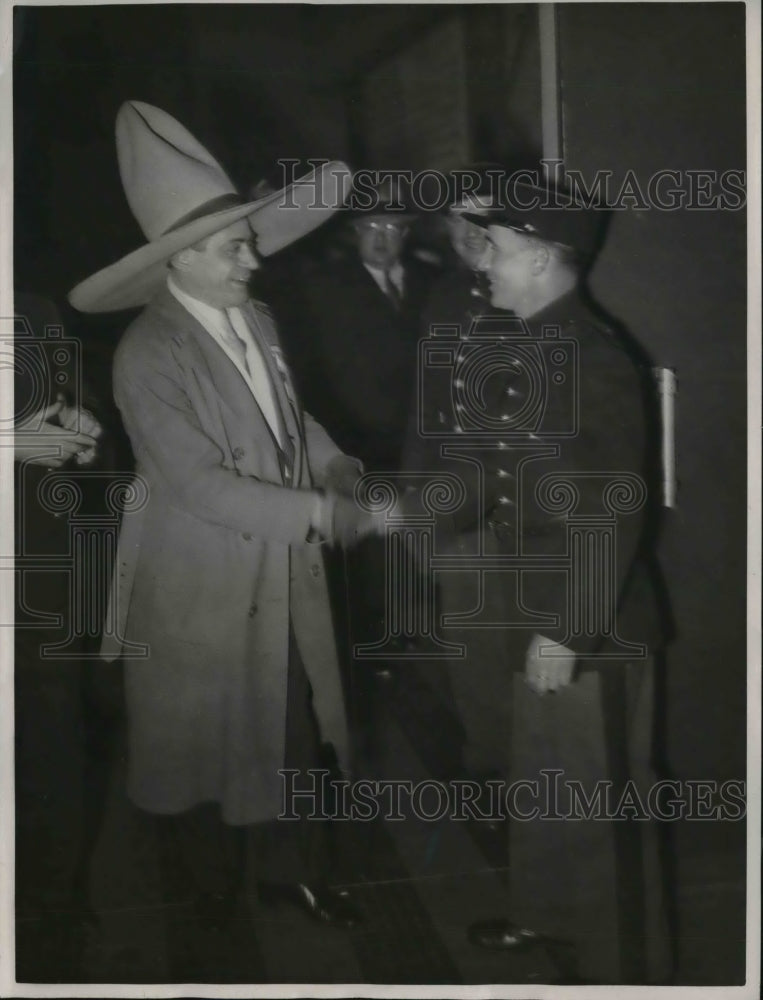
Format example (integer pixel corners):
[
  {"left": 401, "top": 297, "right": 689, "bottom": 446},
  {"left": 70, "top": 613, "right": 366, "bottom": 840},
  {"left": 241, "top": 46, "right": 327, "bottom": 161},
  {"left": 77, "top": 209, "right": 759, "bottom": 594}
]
[{"left": 101, "top": 287, "right": 348, "bottom": 825}]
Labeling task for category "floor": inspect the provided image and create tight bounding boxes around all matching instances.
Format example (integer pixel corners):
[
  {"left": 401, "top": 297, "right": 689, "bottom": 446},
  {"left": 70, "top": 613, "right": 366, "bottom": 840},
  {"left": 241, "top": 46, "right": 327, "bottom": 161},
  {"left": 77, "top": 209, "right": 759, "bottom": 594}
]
[{"left": 14, "top": 642, "right": 747, "bottom": 989}]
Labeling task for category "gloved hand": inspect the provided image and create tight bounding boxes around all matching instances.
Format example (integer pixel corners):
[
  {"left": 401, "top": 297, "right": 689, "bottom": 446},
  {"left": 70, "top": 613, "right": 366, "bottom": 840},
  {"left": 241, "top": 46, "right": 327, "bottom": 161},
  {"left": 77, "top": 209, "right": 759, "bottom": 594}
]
[{"left": 524, "top": 633, "right": 577, "bottom": 695}]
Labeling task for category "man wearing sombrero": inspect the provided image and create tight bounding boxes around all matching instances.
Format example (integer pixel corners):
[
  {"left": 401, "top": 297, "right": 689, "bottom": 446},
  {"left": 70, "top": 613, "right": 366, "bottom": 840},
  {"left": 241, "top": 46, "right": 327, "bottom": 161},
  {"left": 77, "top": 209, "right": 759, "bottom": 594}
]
[{"left": 69, "top": 101, "right": 379, "bottom": 931}]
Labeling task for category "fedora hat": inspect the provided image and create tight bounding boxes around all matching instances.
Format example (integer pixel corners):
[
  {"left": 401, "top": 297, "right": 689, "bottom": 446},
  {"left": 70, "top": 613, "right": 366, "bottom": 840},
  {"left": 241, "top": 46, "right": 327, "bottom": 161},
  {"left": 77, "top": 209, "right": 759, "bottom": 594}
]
[
  {"left": 68, "top": 101, "right": 353, "bottom": 313},
  {"left": 349, "top": 173, "right": 415, "bottom": 225}
]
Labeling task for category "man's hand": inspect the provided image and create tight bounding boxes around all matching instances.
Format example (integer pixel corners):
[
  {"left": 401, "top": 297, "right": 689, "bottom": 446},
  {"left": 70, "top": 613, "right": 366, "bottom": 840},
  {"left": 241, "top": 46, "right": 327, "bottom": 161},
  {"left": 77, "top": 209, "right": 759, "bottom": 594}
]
[
  {"left": 14, "top": 400, "right": 100, "bottom": 468},
  {"left": 57, "top": 399, "right": 103, "bottom": 466},
  {"left": 330, "top": 493, "right": 385, "bottom": 549},
  {"left": 524, "top": 633, "right": 577, "bottom": 695},
  {"left": 323, "top": 454, "right": 363, "bottom": 498}
]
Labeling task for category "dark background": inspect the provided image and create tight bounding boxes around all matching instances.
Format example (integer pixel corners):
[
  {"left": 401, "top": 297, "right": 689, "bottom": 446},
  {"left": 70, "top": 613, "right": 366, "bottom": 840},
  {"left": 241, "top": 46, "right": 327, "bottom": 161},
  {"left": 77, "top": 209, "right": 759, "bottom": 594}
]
[{"left": 13, "top": 2, "right": 748, "bottom": 784}]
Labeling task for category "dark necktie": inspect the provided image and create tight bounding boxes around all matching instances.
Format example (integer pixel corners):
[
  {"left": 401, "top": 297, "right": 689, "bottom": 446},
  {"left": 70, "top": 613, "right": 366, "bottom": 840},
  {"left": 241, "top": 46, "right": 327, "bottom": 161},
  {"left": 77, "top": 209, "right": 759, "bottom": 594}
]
[{"left": 384, "top": 270, "right": 402, "bottom": 310}]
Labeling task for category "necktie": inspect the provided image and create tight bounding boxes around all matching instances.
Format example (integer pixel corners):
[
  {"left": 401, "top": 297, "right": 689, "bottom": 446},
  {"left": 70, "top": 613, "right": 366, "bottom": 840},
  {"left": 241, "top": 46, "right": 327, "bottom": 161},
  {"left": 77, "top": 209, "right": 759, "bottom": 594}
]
[
  {"left": 384, "top": 270, "right": 402, "bottom": 310},
  {"left": 226, "top": 309, "right": 287, "bottom": 451},
  {"left": 221, "top": 313, "right": 250, "bottom": 374}
]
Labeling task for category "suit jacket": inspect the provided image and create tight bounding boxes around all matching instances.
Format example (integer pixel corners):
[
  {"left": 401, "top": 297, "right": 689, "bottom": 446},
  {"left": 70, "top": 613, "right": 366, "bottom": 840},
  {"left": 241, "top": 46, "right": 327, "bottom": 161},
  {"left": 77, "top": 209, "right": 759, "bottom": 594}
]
[
  {"left": 103, "top": 286, "right": 348, "bottom": 825},
  {"left": 279, "top": 253, "right": 437, "bottom": 470}
]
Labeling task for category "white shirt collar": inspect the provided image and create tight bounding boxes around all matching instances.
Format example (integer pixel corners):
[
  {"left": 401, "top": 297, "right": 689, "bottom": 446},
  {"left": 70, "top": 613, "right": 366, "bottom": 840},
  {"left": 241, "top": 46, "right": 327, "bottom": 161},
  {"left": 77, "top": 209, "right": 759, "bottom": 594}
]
[
  {"left": 166, "top": 277, "right": 286, "bottom": 446},
  {"left": 167, "top": 275, "right": 233, "bottom": 331}
]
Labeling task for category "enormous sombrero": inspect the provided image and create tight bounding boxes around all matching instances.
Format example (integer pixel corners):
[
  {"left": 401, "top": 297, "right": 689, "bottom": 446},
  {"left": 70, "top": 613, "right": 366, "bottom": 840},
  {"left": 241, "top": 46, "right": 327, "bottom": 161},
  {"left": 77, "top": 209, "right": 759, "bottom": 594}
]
[{"left": 69, "top": 101, "right": 352, "bottom": 313}]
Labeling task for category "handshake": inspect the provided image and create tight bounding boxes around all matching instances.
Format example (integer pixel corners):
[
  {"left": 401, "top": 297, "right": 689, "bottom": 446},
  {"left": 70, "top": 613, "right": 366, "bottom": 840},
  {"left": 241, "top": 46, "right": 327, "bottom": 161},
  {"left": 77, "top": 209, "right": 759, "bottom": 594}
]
[{"left": 318, "top": 455, "right": 387, "bottom": 550}]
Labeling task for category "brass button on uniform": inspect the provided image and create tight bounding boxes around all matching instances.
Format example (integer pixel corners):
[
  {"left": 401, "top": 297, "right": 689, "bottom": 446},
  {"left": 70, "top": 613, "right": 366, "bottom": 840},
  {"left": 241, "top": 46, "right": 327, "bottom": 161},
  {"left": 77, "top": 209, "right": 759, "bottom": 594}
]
[
  {"left": 232, "top": 447, "right": 245, "bottom": 460},
  {"left": 247, "top": 603, "right": 258, "bottom": 618},
  {"left": 242, "top": 532, "right": 253, "bottom": 541},
  {"left": 310, "top": 564, "right": 321, "bottom": 578}
]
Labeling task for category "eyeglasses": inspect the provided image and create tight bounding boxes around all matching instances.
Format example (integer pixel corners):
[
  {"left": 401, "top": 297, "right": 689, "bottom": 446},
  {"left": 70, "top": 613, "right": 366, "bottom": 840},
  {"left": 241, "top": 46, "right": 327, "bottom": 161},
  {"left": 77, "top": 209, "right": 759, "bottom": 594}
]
[{"left": 356, "top": 220, "right": 408, "bottom": 233}]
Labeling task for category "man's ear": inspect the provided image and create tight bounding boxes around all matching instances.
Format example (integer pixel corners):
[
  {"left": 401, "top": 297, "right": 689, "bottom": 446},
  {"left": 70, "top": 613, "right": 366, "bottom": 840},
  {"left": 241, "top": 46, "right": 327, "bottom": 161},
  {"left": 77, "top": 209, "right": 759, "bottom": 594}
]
[
  {"left": 171, "top": 248, "right": 194, "bottom": 270},
  {"left": 531, "top": 243, "right": 550, "bottom": 275}
]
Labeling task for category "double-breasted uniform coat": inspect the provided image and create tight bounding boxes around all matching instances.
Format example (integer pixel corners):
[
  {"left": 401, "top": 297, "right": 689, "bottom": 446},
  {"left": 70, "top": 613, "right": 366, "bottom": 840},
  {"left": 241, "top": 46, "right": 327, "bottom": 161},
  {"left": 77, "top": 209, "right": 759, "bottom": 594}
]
[
  {"left": 409, "top": 290, "right": 671, "bottom": 981},
  {"left": 101, "top": 286, "right": 349, "bottom": 827}
]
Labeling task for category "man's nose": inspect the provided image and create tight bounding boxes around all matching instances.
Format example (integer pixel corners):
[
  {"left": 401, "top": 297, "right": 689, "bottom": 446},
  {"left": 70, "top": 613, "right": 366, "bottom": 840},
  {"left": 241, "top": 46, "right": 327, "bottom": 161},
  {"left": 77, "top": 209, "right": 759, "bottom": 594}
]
[
  {"left": 239, "top": 243, "right": 259, "bottom": 269},
  {"left": 475, "top": 245, "right": 493, "bottom": 272}
]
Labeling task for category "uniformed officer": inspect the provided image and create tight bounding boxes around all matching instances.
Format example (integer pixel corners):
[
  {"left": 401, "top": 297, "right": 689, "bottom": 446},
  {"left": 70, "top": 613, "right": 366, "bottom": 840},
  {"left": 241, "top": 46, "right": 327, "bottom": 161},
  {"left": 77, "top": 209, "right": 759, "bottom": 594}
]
[{"left": 455, "top": 182, "right": 672, "bottom": 983}]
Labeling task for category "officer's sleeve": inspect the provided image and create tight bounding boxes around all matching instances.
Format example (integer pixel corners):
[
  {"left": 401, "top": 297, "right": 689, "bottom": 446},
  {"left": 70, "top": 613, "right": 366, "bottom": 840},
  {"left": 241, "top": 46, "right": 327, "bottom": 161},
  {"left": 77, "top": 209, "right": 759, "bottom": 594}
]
[{"left": 518, "top": 340, "right": 649, "bottom": 658}]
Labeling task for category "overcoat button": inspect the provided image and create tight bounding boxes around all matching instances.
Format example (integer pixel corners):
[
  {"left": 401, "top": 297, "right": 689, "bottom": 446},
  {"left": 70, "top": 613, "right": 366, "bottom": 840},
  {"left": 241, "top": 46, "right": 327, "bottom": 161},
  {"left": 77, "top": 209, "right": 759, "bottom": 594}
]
[
  {"left": 242, "top": 532, "right": 253, "bottom": 541},
  {"left": 232, "top": 447, "right": 245, "bottom": 460},
  {"left": 248, "top": 603, "right": 258, "bottom": 618},
  {"left": 311, "top": 564, "right": 320, "bottom": 577}
]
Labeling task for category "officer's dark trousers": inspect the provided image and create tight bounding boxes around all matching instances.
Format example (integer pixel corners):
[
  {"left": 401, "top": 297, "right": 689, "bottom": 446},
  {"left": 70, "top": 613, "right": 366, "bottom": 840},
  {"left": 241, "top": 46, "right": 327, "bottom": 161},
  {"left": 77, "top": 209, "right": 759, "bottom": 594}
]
[
  {"left": 508, "top": 656, "right": 673, "bottom": 984},
  {"left": 438, "top": 528, "right": 514, "bottom": 777}
]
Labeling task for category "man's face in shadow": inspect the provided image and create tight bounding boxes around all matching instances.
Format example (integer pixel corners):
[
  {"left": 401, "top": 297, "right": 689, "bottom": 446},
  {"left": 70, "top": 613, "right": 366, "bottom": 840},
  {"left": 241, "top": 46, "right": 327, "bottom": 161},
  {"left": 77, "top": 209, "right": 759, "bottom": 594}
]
[{"left": 353, "top": 217, "right": 409, "bottom": 270}]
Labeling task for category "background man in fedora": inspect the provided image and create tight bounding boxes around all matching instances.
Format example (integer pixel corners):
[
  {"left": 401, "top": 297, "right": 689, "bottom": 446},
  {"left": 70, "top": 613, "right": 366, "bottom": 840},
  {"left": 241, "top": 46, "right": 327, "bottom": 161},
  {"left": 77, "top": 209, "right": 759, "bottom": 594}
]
[
  {"left": 69, "top": 101, "right": 381, "bottom": 935},
  {"left": 275, "top": 181, "right": 436, "bottom": 658}
]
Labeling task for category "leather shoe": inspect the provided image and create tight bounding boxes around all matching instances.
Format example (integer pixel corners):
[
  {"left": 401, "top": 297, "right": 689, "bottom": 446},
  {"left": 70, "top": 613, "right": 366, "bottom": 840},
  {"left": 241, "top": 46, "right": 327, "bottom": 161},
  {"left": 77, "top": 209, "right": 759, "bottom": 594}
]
[
  {"left": 258, "top": 880, "right": 362, "bottom": 928},
  {"left": 467, "top": 918, "right": 544, "bottom": 951},
  {"left": 469, "top": 920, "right": 580, "bottom": 980}
]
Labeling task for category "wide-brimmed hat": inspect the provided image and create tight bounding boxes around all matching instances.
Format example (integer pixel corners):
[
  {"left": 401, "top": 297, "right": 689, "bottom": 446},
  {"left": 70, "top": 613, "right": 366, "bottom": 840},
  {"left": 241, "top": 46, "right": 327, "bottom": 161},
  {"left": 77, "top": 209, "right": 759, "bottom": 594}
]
[{"left": 68, "top": 101, "right": 353, "bottom": 313}]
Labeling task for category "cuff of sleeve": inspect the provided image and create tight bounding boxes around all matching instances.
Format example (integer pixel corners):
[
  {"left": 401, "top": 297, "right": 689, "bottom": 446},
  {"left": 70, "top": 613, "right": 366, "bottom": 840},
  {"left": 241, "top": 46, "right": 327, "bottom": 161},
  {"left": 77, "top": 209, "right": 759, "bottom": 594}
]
[{"left": 310, "top": 491, "right": 334, "bottom": 541}]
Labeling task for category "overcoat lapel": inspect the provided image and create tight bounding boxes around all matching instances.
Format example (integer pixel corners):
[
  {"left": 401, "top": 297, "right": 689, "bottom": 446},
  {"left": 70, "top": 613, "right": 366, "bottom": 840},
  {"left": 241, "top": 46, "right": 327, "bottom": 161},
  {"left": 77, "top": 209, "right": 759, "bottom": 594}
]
[{"left": 157, "top": 290, "right": 299, "bottom": 480}]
